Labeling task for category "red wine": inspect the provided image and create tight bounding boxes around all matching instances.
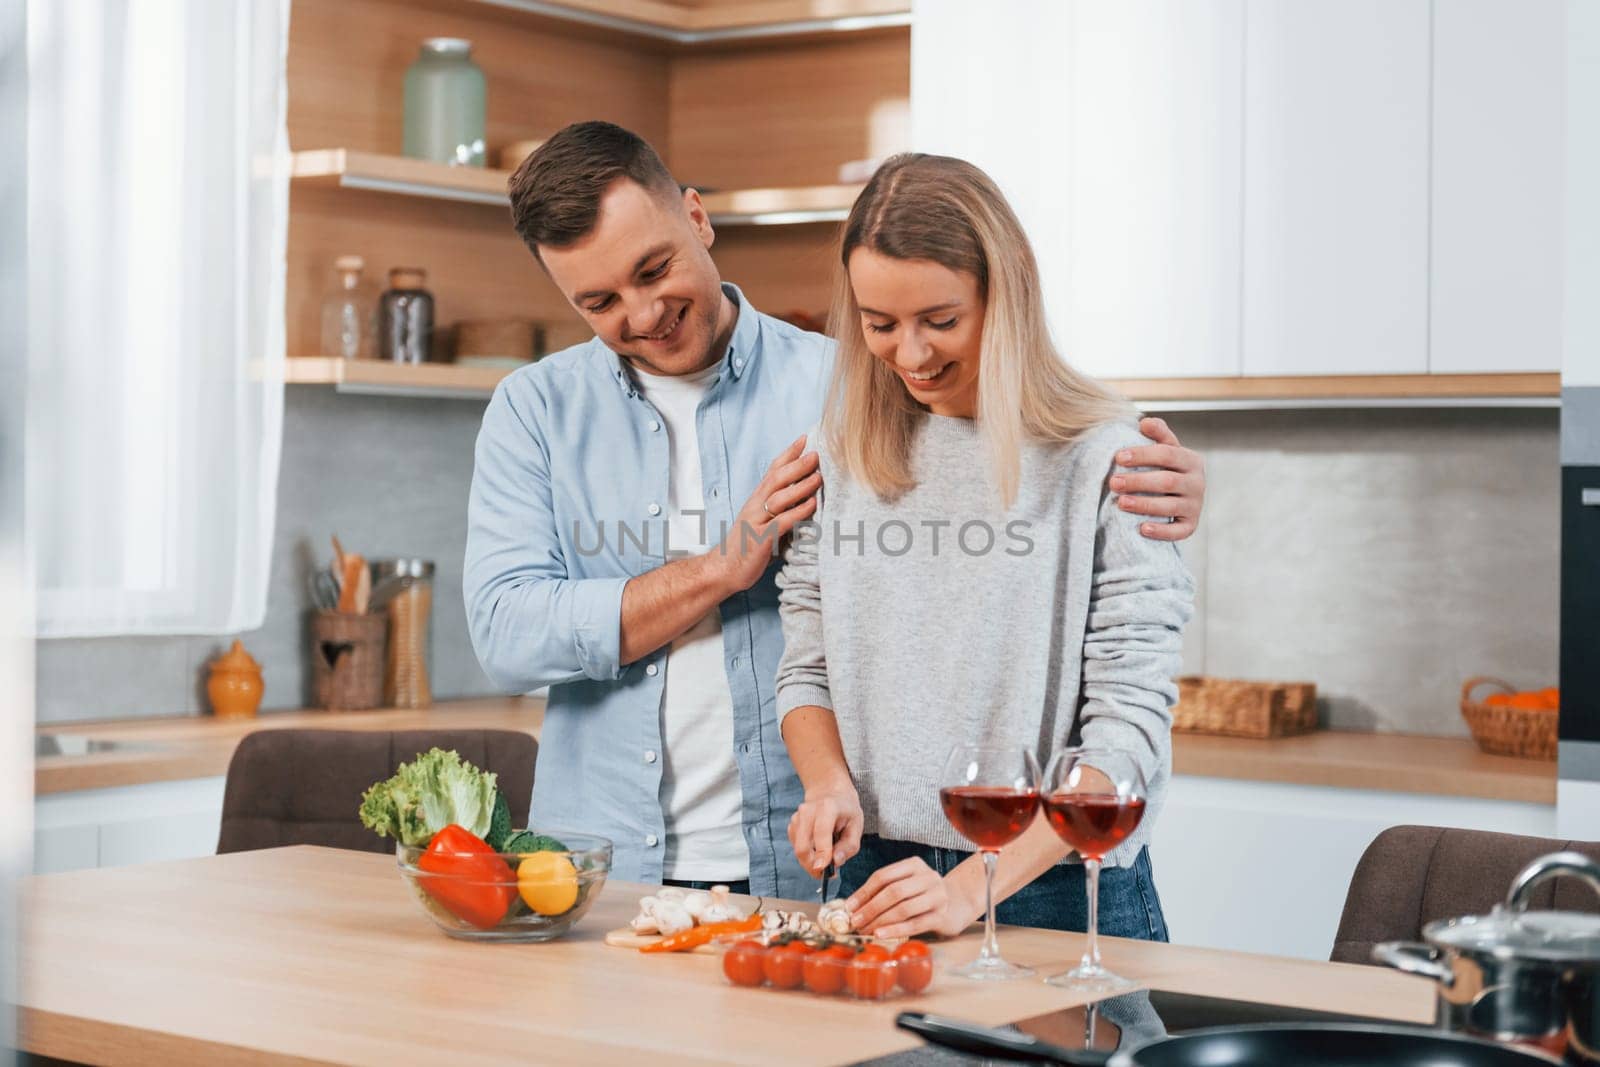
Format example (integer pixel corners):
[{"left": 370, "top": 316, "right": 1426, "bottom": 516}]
[
  {"left": 1043, "top": 793, "right": 1146, "bottom": 860},
  {"left": 940, "top": 786, "right": 1040, "bottom": 851}
]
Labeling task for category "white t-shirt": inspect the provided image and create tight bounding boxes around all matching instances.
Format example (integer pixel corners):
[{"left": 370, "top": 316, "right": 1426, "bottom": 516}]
[{"left": 631, "top": 362, "right": 750, "bottom": 881}]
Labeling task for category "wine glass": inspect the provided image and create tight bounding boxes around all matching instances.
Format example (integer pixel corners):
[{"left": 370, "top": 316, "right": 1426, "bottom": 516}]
[
  {"left": 939, "top": 744, "right": 1042, "bottom": 980},
  {"left": 1041, "top": 748, "right": 1148, "bottom": 992}
]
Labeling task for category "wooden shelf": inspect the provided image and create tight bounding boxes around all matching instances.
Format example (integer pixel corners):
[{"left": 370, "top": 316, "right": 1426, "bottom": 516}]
[
  {"left": 701, "top": 183, "right": 861, "bottom": 224},
  {"left": 292, "top": 149, "right": 510, "bottom": 206},
  {"left": 285, "top": 357, "right": 524, "bottom": 398},
  {"left": 1109, "top": 372, "right": 1560, "bottom": 409},
  {"left": 289, "top": 357, "right": 1562, "bottom": 405},
  {"left": 471, "top": 0, "right": 911, "bottom": 44},
  {"left": 291, "top": 149, "right": 861, "bottom": 224}
]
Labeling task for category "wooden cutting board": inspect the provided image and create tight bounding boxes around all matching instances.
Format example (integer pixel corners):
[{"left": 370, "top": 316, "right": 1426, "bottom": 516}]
[{"left": 602, "top": 928, "right": 720, "bottom": 955}]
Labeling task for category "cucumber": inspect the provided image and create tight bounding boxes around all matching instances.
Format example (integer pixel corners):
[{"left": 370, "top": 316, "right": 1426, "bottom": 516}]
[{"left": 484, "top": 792, "right": 514, "bottom": 852}]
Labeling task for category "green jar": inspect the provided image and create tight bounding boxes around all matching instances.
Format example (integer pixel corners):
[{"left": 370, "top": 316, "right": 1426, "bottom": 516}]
[{"left": 402, "top": 38, "right": 486, "bottom": 167}]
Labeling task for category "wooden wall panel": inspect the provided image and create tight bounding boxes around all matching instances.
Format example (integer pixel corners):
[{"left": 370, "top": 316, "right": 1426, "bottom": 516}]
[
  {"left": 288, "top": 0, "right": 672, "bottom": 161},
  {"left": 667, "top": 29, "right": 909, "bottom": 188},
  {"left": 284, "top": 1, "right": 910, "bottom": 358},
  {"left": 711, "top": 224, "right": 841, "bottom": 329}
]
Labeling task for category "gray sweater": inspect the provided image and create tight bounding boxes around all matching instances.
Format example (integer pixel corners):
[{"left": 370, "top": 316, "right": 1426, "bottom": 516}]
[{"left": 774, "top": 415, "right": 1194, "bottom": 869}]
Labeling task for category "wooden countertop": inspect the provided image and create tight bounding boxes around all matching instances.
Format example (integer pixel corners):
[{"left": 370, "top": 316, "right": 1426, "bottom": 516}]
[
  {"left": 35, "top": 701, "right": 1550, "bottom": 805},
  {"left": 34, "top": 697, "right": 544, "bottom": 795},
  {"left": 1173, "top": 729, "right": 1555, "bottom": 805},
  {"left": 19, "top": 845, "right": 1435, "bottom": 1066}
]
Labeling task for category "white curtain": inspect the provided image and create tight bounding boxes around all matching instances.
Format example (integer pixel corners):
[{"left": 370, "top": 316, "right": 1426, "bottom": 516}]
[{"left": 27, "top": 0, "right": 290, "bottom": 636}]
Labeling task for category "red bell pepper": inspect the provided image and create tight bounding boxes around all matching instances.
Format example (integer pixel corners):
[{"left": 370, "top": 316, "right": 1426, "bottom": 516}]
[{"left": 417, "top": 824, "right": 516, "bottom": 930}]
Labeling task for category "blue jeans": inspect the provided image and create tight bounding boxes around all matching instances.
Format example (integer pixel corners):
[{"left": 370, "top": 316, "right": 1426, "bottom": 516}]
[{"left": 838, "top": 835, "right": 1170, "bottom": 941}]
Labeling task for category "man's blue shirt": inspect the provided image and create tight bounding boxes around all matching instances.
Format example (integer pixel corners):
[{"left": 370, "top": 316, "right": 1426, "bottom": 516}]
[{"left": 465, "top": 284, "right": 831, "bottom": 898}]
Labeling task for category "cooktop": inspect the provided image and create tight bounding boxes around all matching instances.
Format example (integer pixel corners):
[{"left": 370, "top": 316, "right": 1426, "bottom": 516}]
[{"left": 857, "top": 987, "right": 1416, "bottom": 1065}]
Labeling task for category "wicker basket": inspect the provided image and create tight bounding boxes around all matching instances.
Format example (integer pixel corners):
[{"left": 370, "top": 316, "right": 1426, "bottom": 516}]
[
  {"left": 1174, "top": 676, "right": 1318, "bottom": 738},
  {"left": 1460, "top": 676, "right": 1557, "bottom": 760},
  {"left": 311, "top": 610, "right": 387, "bottom": 711}
]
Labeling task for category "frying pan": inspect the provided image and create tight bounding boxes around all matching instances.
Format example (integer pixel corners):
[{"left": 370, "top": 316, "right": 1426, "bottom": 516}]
[{"left": 895, "top": 1011, "right": 1562, "bottom": 1066}]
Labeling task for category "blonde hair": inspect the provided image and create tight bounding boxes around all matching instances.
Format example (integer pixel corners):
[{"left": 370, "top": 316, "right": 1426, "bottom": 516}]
[{"left": 824, "top": 153, "right": 1135, "bottom": 506}]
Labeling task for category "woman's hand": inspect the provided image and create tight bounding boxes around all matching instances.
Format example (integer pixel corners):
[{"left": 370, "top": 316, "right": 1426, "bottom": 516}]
[
  {"left": 845, "top": 857, "right": 985, "bottom": 940},
  {"left": 787, "top": 779, "right": 864, "bottom": 876},
  {"left": 1113, "top": 416, "right": 1205, "bottom": 542}
]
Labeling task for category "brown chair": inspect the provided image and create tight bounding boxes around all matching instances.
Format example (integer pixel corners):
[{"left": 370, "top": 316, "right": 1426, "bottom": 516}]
[
  {"left": 1331, "top": 824, "right": 1600, "bottom": 965},
  {"left": 216, "top": 729, "right": 537, "bottom": 854}
]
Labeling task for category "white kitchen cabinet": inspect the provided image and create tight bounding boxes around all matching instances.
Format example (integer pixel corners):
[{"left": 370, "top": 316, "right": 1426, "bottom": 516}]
[
  {"left": 1062, "top": 1, "right": 1244, "bottom": 381},
  {"left": 1566, "top": 0, "right": 1600, "bottom": 386},
  {"left": 912, "top": 0, "right": 1242, "bottom": 382},
  {"left": 33, "top": 777, "right": 226, "bottom": 875},
  {"left": 1431, "top": 0, "right": 1565, "bottom": 375},
  {"left": 913, "top": 0, "right": 1564, "bottom": 389},
  {"left": 910, "top": 0, "right": 1073, "bottom": 357},
  {"left": 1151, "top": 774, "right": 1556, "bottom": 962},
  {"left": 1241, "top": 0, "right": 1431, "bottom": 378}
]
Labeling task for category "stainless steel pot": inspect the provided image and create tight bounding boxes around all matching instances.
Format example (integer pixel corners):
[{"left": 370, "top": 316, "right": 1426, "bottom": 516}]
[{"left": 1375, "top": 851, "right": 1600, "bottom": 1064}]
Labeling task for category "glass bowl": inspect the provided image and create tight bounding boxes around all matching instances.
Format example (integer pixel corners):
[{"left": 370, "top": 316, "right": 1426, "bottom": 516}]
[{"left": 395, "top": 831, "right": 612, "bottom": 942}]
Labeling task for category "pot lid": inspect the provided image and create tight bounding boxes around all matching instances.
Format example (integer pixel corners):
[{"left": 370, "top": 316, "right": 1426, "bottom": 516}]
[{"left": 1427, "top": 904, "right": 1600, "bottom": 962}]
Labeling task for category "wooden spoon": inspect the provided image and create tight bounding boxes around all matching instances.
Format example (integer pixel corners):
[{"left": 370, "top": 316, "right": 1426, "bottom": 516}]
[
  {"left": 352, "top": 562, "right": 372, "bottom": 615},
  {"left": 337, "top": 553, "right": 366, "bottom": 614}
]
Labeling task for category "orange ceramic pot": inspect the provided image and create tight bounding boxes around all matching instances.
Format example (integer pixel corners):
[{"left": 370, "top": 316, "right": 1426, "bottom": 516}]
[{"left": 207, "top": 639, "right": 264, "bottom": 719}]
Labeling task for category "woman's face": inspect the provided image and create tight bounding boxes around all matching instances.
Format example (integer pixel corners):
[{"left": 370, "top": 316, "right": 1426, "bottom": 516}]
[{"left": 847, "top": 247, "right": 985, "bottom": 418}]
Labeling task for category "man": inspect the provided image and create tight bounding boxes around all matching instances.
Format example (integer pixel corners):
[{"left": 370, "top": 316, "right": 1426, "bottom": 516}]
[{"left": 464, "top": 121, "right": 1206, "bottom": 899}]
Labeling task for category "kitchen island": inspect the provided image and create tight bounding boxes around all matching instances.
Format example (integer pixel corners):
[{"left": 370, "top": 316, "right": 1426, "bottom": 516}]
[{"left": 18, "top": 845, "right": 1435, "bottom": 1066}]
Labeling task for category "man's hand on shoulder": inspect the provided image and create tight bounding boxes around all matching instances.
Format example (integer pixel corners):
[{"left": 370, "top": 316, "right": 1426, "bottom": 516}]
[
  {"left": 1111, "top": 416, "right": 1206, "bottom": 543},
  {"left": 708, "top": 434, "right": 821, "bottom": 592}
]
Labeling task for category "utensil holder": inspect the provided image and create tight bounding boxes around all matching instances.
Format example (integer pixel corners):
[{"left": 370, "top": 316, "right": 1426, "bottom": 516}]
[{"left": 311, "top": 610, "right": 387, "bottom": 710}]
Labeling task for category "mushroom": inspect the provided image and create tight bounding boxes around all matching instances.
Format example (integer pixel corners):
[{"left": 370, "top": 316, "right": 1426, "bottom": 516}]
[
  {"left": 761, "top": 909, "right": 818, "bottom": 938},
  {"left": 818, "top": 899, "right": 854, "bottom": 937},
  {"left": 685, "top": 884, "right": 746, "bottom": 925},
  {"left": 630, "top": 890, "right": 695, "bottom": 936},
  {"left": 651, "top": 897, "right": 695, "bottom": 936}
]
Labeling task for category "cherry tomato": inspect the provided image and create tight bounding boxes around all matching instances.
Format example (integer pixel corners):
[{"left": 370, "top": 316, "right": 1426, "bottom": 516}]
[
  {"left": 847, "top": 952, "right": 897, "bottom": 1000},
  {"left": 802, "top": 944, "right": 855, "bottom": 996},
  {"left": 763, "top": 940, "right": 811, "bottom": 990},
  {"left": 893, "top": 941, "right": 934, "bottom": 994},
  {"left": 723, "top": 939, "right": 768, "bottom": 987}
]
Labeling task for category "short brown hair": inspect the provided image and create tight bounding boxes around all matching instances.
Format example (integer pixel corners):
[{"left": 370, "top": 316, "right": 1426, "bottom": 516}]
[{"left": 507, "top": 121, "right": 680, "bottom": 258}]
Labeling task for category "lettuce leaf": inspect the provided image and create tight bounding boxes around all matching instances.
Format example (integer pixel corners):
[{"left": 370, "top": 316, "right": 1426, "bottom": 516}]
[{"left": 358, "top": 748, "right": 499, "bottom": 848}]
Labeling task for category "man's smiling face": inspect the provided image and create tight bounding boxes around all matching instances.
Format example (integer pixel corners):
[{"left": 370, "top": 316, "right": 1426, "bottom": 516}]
[{"left": 539, "top": 177, "right": 731, "bottom": 377}]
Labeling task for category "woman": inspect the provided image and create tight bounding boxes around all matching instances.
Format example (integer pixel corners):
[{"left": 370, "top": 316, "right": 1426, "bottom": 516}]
[{"left": 774, "top": 153, "right": 1194, "bottom": 942}]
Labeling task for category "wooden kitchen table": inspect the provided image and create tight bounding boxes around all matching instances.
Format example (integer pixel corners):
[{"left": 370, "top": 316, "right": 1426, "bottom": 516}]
[{"left": 18, "top": 846, "right": 1435, "bottom": 1066}]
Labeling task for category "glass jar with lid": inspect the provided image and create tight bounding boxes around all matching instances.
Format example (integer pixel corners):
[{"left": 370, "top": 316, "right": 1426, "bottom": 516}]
[
  {"left": 319, "top": 255, "right": 378, "bottom": 360},
  {"left": 403, "top": 38, "right": 487, "bottom": 167},
  {"left": 371, "top": 558, "right": 434, "bottom": 708},
  {"left": 378, "top": 267, "right": 433, "bottom": 364}
]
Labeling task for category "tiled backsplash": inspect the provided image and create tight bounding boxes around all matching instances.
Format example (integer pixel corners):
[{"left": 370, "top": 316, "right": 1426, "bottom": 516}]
[
  {"left": 35, "top": 393, "right": 1559, "bottom": 739},
  {"left": 36, "top": 388, "right": 500, "bottom": 723},
  {"left": 1168, "top": 406, "right": 1558, "bottom": 735}
]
